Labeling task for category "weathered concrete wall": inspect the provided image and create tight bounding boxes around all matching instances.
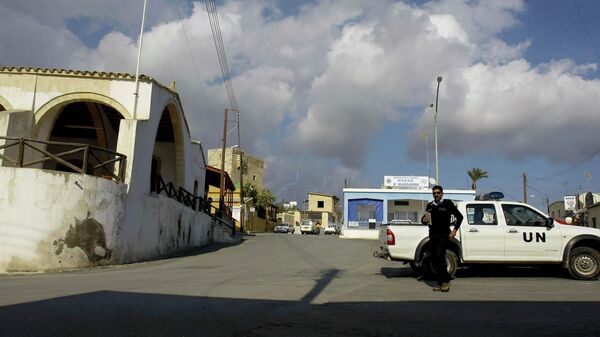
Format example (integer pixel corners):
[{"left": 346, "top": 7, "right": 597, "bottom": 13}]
[
  {"left": 340, "top": 229, "right": 378, "bottom": 240},
  {"left": 0, "top": 167, "right": 126, "bottom": 271},
  {"left": 0, "top": 167, "right": 214, "bottom": 272},
  {"left": 117, "top": 194, "right": 212, "bottom": 263},
  {"left": 0, "top": 69, "right": 216, "bottom": 272}
]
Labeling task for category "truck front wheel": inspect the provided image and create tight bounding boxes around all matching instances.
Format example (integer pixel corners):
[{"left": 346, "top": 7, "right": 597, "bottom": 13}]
[{"left": 567, "top": 247, "right": 600, "bottom": 280}]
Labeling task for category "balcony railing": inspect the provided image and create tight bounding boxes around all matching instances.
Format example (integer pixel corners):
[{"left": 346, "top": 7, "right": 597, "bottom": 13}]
[{"left": 0, "top": 137, "right": 126, "bottom": 182}]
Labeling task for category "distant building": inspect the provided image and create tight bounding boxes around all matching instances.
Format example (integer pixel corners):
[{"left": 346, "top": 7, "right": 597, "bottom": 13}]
[
  {"left": 304, "top": 192, "right": 340, "bottom": 228},
  {"left": 207, "top": 146, "right": 264, "bottom": 190},
  {"left": 342, "top": 187, "right": 475, "bottom": 240},
  {"left": 588, "top": 203, "right": 600, "bottom": 228},
  {"left": 549, "top": 201, "right": 567, "bottom": 219},
  {"left": 207, "top": 146, "right": 265, "bottom": 230}
]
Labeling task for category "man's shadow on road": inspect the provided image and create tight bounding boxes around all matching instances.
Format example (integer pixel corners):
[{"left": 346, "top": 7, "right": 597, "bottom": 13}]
[
  {"left": 380, "top": 265, "right": 567, "bottom": 287},
  {"left": 378, "top": 267, "right": 442, "bottom": 288}
]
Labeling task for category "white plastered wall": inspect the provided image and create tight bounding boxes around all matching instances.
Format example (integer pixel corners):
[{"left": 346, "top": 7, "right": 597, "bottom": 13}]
[
  {"left": 0, "top": 72, "right": 214, "bottom": 271},
  {"left": 0, "top": 168, "right": 126, "bottom": 271}
]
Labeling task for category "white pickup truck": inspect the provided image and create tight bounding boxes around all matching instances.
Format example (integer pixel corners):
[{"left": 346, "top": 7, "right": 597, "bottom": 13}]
[{"left": 375, "top": 199, "right": 600, "bottom": 280}]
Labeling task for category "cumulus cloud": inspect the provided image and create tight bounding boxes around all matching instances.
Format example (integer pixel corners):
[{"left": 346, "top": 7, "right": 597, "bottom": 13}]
[
  {"left": 407, "top": 59, "right": 600, "bottom": 162},
  {"left": 2, "top": 0, "right": 599, "bottom": 200}
]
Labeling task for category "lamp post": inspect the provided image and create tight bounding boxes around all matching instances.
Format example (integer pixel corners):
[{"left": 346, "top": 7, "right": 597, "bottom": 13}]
[{"left": 434, "top": 76, "right": 442, "bottom": 185}]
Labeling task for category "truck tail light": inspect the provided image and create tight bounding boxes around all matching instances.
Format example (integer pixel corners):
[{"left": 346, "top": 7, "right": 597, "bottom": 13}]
[{"left": 386, "top": 228, "right": 395, "bottom": 246}]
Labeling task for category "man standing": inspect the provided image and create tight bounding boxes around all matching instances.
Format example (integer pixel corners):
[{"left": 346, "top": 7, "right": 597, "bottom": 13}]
[{"left": 421, "top": 185, "right": 463, "bottom": 292}]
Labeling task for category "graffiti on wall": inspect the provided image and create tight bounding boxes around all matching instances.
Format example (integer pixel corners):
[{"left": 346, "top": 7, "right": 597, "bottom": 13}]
[{"left": 53, "top": 215, "right": 112, "bottom": 262}]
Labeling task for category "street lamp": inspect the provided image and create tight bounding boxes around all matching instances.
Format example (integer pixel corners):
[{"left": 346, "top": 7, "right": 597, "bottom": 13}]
[{"left": 434, "top": 76, "right": 442, "bottom": 185}]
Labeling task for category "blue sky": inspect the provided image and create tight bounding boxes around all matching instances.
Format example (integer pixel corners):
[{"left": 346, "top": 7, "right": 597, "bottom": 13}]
[{"left": 1, "top": 0, "right": 599, "bottom": 212}]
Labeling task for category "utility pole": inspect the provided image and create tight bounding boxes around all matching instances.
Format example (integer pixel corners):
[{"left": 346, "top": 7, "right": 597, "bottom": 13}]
[
  {"left": 219, "top": 109, "right": 228, "bottom": 229},
  {"left": 237, "top": 110, "right": 244, "bottom": 233},
  {"left": 219, "top": 109, "right": 240, "bottom": 235},
  {"left": 523, "top": 173, "right": 527, "bottom": 203}
]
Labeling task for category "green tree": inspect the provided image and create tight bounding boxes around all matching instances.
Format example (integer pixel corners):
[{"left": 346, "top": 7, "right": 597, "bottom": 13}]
[
  {"left": 243, "top": 183, "right": 257, "bottom": 200},
  {"left": 467, "top": 168, "right": 489, "bottom": 191},
  {"left": 256, "top": 189, "right": 276, "bottom": 218}
]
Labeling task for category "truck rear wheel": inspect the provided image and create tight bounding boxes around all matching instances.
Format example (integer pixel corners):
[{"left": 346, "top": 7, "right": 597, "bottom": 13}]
[
  {"left": 567, "top": 247, "right": 600, "bottom": 280},
  {"left": 423, "top": 250, "right": 458, "bottom": 278}
]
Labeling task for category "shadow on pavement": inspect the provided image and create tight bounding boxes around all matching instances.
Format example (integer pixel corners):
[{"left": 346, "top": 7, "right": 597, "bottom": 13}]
[
  {"left": 1, "top": 290, "right": 599, "bottom": 337},
  {"left": 163, "top": 239, "right": 246, "bottom": 259},
  {"left": 380, "top": 265, "right": 569, "bottom": 280}
]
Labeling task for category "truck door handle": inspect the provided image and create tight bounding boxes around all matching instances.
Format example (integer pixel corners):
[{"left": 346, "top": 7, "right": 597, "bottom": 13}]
[
  {"left": 468, "top": 228, "right": 479, "bottom": 232},
  {"left": 508, "top": 229, "right": 518, "bottom": 233}
]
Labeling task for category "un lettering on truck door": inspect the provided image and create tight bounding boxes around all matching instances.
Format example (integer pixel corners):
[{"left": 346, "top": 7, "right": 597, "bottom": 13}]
[
  {"left": 502, "top": 204, "right": 561, "bottom": 262},
  {"left": 523, "top": 232, "right": 546, "bottom": 243}
]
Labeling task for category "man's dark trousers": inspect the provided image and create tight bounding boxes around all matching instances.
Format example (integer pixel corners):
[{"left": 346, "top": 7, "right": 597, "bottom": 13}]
[{"left": 430, "top": 235, "right": 450, "bottom": 285}]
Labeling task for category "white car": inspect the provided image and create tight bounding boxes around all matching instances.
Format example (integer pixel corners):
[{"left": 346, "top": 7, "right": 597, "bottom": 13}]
[
  {"left": 324, "top": 224, "right": 340, "bottom": 235},
  {"left": 300, "top": 219, "right": 320, "bottom": 235},
  {"left": 274, "top": 223, "right": 293, "bottom": 233}
]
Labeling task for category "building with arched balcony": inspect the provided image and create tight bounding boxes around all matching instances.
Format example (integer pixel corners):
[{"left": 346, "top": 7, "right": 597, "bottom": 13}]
[{"left": 0, "top": 67, "right": 235, "bottom": 272}]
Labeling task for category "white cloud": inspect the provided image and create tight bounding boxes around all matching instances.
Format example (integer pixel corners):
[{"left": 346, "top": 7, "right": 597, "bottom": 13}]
[
  {"left": 429, "top": 14, "right": 470, "bottom": 45},
  {"left": 0, "top": 2, "right": 89, "bottom": 68},
  {"left": 3, "top": 0, "right": 600, "bottom": 200},
  {"left": 407, "top": 59, "right": 600, "bottom": 162}
]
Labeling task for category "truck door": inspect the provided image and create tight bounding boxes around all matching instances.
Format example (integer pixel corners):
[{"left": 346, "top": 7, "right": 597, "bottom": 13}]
[
  {"left": 461, "top": 203, "right": 505, "bottom": 261},
  {"left": 502, "top": 204, "right": 562, "bottom": 262}
]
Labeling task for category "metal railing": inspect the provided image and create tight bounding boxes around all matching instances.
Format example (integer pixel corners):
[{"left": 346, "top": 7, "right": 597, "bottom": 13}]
[
  {"left": 0, "top": 137, "right": 126, "bottom": 182},
  {"left": 154, "top": 175, "right": 235, "bottom": 233}
]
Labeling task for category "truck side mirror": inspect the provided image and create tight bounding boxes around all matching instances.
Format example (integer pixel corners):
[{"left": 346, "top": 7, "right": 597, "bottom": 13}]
[{"left": 546, "top": 218, "right": 554, "bottom": 228}]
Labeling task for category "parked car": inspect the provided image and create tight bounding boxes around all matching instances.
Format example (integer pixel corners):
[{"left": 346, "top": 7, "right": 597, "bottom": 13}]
[
  {"left": 324, "top": 224, "right": 340, "bottom": 235},
  {"left": 287, "top": 223, "right": 296, "bottom": 234},
  {"left": 274, "top": 223, "right": 293, "bottom": 233},
  {"left": 300, "top": 219, "right": 320, "bottom": 235}
]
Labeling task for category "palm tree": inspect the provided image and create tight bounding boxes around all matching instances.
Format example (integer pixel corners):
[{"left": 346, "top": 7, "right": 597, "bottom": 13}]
[{"left": 467, "top": 168, "right": 489, "bottom": 191}]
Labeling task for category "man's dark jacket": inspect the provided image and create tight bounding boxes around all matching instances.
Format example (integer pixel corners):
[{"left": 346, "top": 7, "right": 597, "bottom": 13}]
[{"left": 422, "top": 199, "right": 464, "bottom": 237}]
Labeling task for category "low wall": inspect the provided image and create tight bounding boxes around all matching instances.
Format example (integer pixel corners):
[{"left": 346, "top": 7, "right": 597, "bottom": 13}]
[
  {"left": 340, "top": 229, "right": 379, "bottom": 240},
  {"left": 0, "top": 167, "right": 215, "bottom": 272},
  {"left": 117, "top": 194, "right": 212, "bottom": 263},
  {"left": 0, "top": 167, "right": 126, "bottom": 271}
]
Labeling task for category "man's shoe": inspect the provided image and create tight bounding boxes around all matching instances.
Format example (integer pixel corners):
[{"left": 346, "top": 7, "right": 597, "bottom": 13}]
[
  {"left": 432, "top": 285, "right": 442, "bottom": 291},
  {"left": 440, "top": 283, "right": 450, "bottom": 292}
]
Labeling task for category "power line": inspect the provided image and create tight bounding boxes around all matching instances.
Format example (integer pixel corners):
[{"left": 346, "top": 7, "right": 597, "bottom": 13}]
[
  {"left": 173, "top": 0, "right": 221, "bottom": 149},
  {"left": 573, "top": 0, "right": 600, "bottom": 62},
  {"left": 529, "top": 147, "right": 600, "bottom": 181},
  {"left": 205, "top": 0, "right": 238, "bottom": 111},
  {"left": 203, "top": 0, "right": 243, "bottom": 177}
]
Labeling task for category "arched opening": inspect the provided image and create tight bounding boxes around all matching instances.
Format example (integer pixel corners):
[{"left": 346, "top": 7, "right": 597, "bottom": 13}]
[
  {"left": 0, "top": 94, "right": 10, "bottom": 111},
  {"left": 42, "top": 101, "right": 124, "bottom": 176},
  {"left": 150, "top": 104, "right": 184, "bottom": 191}
]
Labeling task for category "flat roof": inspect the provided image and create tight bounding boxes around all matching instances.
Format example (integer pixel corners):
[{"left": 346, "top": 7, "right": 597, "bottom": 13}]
[{"left": 343, "top": 188, "right": 475, "bottom": 194}]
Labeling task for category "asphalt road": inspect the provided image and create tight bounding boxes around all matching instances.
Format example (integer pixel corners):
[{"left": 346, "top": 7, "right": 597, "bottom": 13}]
[{"left": 1, "top": 233, "right": 599, "bottom": 337}]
